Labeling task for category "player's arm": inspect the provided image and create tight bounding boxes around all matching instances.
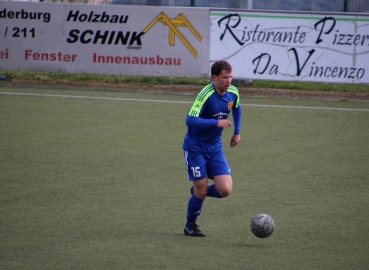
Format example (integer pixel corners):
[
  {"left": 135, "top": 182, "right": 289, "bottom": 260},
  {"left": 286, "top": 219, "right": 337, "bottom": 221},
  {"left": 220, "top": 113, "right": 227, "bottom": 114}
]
[
  {"left": 232, "top": 103, "right": 242, "bottom": 135},
  {"left": 186, "top": 86, "right": 232, "bottom": 128},
  {"left": 186, "top": 86, "right": 220, "bottom": 128},
  {"left": 230, "top": 100, "right": 242, "bottom": 147},
  {"left": 186, "top": 116, "right": 218, "bottom": 128}
]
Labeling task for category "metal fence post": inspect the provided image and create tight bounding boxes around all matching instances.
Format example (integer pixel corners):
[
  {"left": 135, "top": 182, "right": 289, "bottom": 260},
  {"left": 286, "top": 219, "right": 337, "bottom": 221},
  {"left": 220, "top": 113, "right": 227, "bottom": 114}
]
[
  {"left": 343, "top": 0, "right": 348, "bottom": 12},
  {"left": 248, "top": 0, "right": 253, "bottom": 9}
]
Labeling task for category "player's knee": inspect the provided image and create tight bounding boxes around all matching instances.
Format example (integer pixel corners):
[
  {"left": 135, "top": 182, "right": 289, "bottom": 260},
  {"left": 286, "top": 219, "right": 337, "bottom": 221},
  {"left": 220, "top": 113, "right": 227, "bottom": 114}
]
[
  {"left": 214, "top": 176, "right": 233, "bottom": 197},
  {"left": 194, "top": 185, "right": 208, "bottom": 199},
  {"left": 219, "top": 187, "right": 232, "bottom": 197},
  {"left": 195, "top": 189, "right": 207, "bottom": 199}
]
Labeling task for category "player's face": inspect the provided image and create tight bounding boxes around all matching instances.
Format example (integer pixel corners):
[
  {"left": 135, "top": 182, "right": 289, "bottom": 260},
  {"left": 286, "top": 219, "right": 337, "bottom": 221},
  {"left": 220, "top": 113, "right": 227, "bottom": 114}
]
[{"left": 212, "top": 70, "right": 232, "bottom": 95}]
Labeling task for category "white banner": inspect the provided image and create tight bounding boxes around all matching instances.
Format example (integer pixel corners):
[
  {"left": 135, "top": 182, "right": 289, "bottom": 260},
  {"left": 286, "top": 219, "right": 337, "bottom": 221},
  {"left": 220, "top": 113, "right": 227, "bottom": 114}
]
[
  {"left": 1, "top": 3, "right": 368, "bottom": 84},
  {"left": 210, "top": 10, "right": 369, "bottom": 83},
  {"left": 0, "top": 2, "right": 209, "bottom": 77}
]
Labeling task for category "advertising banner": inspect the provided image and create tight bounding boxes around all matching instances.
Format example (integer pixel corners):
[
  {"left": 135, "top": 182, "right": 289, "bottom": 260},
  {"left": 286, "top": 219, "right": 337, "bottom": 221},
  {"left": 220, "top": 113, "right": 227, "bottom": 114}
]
[
  {"left": 210, "top": 10, "right": 369, "bottom": 83},
  {"left": 0, "top": 2, "right": 210, "bottom": 77},
  {"left": 0, "top": 2, "right": 64, "bottom": 72}
]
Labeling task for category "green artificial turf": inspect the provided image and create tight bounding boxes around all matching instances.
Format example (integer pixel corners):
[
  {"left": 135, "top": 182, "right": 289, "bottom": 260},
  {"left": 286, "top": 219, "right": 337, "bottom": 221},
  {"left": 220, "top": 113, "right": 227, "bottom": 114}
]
[{"left": 1, "top": 87, "right": 368, "bottom": 269}]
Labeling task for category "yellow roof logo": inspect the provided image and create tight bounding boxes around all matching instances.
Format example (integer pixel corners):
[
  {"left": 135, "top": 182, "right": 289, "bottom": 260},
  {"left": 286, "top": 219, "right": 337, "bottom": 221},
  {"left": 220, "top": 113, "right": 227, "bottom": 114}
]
[{"left": 142, "top": 12, "right": 202, "bottom": 58}]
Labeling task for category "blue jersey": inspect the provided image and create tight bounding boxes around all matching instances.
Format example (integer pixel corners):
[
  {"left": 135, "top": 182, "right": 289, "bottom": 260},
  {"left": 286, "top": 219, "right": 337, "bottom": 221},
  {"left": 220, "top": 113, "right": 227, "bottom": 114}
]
[{"left": 182, "top": 83, "right": 242, "bottom": 153}]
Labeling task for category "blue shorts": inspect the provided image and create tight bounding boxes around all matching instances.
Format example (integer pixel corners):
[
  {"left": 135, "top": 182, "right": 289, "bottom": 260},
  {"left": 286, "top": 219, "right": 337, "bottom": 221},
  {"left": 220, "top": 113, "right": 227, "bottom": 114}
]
[{"left": 184, "top": 150, "right": 231, "bottom": 181}]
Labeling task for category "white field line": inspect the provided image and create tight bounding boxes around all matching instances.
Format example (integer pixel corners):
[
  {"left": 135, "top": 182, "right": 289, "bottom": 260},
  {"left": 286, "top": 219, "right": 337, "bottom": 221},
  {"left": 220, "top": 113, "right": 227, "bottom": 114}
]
[{"left": 1, "top": 91, "right": 369, "bottom": 112}]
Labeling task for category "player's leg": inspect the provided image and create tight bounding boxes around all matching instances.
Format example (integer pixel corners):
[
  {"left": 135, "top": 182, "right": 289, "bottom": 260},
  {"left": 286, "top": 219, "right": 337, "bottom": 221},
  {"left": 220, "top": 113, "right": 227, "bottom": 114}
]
[
  {"left": 192, "top": 176, "right": 209, "bottom": 199},
  {"left": 184, "top": 151, "right": 207, "bottom": 237},
  {"left": 207, "top": 151, "right": 233, "bottom": 198},
  {"left": 184, "top": 150, "right": 209, "bottom": 198},
  {"left": 185, "top": 178, "right": 207, "bottom": 237},
  {"left": 187, "top": 177, "right": 207, "bottom": 220},
  {"left": 213, "top": 175, "right": 232, "bottom": 197}
]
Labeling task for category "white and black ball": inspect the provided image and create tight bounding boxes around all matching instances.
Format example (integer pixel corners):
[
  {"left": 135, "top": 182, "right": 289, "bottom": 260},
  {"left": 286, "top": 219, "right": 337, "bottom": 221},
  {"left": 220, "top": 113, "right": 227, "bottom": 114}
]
[{"left": 250, "top": 213, "right": 275, "bottom": 238}]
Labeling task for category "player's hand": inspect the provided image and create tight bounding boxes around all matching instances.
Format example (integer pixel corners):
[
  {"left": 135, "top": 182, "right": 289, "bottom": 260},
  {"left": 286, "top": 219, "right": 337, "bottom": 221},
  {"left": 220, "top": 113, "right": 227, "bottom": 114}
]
[
  {"left": 217, "top": 119, "right": 232, "bottom": 129},
  {"left": 230, "top": 134, "right": 241, "bottom": 147}
]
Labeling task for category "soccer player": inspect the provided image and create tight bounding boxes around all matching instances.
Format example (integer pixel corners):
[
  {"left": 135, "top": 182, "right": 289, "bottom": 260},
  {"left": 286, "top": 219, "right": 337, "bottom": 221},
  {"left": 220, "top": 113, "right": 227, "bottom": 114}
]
[{"left": 183, "top": 60, "right": 242, "bottom": 237}]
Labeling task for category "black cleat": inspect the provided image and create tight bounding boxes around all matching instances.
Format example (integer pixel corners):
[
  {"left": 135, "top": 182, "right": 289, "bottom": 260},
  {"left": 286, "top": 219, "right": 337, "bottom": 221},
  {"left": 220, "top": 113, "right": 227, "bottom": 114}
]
[{"left": 184, "top": 223, "right": 205, "bottom": 237}]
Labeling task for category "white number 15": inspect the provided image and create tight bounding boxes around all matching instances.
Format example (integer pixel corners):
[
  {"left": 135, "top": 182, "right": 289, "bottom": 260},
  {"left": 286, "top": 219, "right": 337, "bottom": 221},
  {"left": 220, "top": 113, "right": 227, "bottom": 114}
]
[{"left": 191, "top": 167, "right": 201, "bottom": 177}]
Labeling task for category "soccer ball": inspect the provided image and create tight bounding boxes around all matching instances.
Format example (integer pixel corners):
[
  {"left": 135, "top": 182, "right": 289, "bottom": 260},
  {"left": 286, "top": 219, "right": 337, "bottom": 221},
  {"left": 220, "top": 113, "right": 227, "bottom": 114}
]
[{"left": 250, "top": 213, "right": 275, "bottom": 238}]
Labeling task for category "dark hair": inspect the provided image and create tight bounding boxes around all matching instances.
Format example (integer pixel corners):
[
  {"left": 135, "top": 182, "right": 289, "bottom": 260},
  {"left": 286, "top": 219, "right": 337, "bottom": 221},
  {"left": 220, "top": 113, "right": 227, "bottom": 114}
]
[{"left": 211, "top": 60, "right": 232, "bottom": 76}]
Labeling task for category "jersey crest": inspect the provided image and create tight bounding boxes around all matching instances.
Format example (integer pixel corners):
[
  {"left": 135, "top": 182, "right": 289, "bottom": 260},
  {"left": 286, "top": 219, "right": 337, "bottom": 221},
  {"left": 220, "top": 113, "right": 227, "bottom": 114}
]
[{"left": 228, "top": 102, "right": 234, "bottom": 110}]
